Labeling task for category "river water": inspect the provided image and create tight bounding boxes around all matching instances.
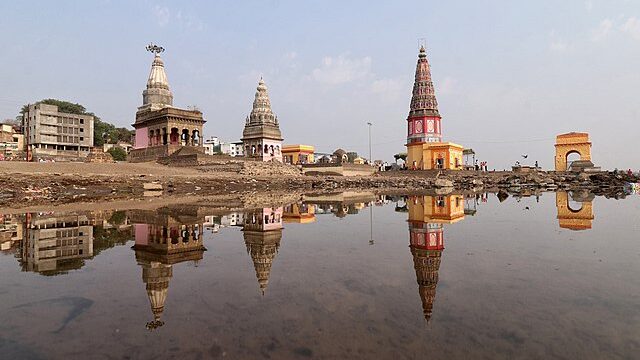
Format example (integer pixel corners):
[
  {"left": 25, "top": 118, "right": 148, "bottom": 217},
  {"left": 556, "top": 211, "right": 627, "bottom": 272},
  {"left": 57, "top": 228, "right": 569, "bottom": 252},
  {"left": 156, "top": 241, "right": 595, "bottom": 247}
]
[{"left": 0, "top": 192, "right": 639, "bottom": 359}]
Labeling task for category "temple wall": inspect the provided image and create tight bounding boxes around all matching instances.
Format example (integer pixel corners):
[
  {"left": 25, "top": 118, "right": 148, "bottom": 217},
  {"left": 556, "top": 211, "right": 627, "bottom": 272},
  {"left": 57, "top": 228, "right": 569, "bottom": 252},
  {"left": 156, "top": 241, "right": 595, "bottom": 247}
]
[{"left": 134, "top": 127, "right": 149, "bottom": 149}]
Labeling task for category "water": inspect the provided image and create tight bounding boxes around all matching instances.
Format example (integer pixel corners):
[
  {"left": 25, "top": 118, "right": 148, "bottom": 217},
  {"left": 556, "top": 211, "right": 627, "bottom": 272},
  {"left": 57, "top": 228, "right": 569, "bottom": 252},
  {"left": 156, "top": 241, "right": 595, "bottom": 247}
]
[{"left": 0, "top": 192, "right": 639, "bottom": 359}]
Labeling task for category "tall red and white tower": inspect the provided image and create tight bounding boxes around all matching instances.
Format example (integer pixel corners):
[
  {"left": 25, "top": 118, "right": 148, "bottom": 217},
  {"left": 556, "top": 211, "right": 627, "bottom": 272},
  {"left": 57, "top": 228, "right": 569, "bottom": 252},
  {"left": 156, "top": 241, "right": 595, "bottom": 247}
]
[{"left": 406, "top": 45, "right": 442, "bottom": 145}]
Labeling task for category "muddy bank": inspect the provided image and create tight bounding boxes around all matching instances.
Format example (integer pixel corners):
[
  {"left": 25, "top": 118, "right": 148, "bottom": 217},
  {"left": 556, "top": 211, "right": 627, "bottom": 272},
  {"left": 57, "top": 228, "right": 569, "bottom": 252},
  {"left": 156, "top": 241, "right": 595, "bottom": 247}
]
[{"left": 0, "top": 164, "right": 637, "bottom": 210}]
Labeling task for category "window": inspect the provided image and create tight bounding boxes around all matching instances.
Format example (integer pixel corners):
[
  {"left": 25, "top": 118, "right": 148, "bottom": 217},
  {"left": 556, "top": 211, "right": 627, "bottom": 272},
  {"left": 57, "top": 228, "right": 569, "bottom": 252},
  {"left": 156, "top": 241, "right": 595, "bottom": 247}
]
[
  {"left": 80, "top": 128, "right": 83, "bottom": 133},
  {"left": 80, "top": 137, "right": 84, "bottom": 141},
  {"left": 80, "top": 119, "right": 84, "bottom": 124}
]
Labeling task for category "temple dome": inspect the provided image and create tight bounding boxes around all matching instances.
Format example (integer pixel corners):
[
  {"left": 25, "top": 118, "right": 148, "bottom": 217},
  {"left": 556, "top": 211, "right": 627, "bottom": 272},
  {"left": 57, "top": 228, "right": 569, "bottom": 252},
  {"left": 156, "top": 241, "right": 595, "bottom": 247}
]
[
  {"left": 142, "top": 54, "right": 174, "bottom": 109},
  {"left": 242, "top": 77, "right": 283, "bottom": 141}
]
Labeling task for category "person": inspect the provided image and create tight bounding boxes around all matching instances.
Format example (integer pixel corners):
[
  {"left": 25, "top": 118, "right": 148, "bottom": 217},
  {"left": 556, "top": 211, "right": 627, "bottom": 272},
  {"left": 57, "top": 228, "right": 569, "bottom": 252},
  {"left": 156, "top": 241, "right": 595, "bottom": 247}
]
[
  {"left": 628, "top": 169, "right": 633, "bottom": 176},
  {"left": 535, "top": 161, "right": 539, "bottom": 168}
]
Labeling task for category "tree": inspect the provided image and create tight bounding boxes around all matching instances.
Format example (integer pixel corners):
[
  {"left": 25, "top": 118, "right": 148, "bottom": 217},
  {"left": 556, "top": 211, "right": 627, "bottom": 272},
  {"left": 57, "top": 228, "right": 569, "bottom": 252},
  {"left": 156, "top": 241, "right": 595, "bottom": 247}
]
[
  {"left": 394, "top": 153, "right": 407, "bottom": 164},
  {"left": 107, "top": 146, "right": 127, "bottom": 161}
]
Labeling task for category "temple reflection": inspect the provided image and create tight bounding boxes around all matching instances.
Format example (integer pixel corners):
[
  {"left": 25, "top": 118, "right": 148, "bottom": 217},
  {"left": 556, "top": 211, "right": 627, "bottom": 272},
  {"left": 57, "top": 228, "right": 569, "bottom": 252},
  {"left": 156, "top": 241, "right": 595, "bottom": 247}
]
[
  {"left": 406, "top": 195, "right": 465, "bottom": 321},
  {"left": 242, "top": 208, "right": 283, "bottom": 295},
  {"left": 129, "top": 208, "right": 206, "bottom": 330},
  {"left": 555, "top": 191, "right": 595, "bottom": 230}
]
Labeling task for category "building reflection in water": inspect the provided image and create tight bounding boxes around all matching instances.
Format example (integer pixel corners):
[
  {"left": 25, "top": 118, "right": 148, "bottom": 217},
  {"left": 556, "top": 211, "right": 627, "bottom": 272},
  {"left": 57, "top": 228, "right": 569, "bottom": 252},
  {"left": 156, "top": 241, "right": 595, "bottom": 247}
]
[
  {"left": 406, "top": 195, "right": 465, "bottom": 321},
  {"left": 556, "top": 191, "right": 595, "bottom": 230},
  {"left": 242, "top": 208, "right": 283, "bottom": 295},
  {"left": 129, "top": 208, "right": 206, "bottom": 330},
  {"left": 283, "top": 203, "right": 316, "bottom": 224}
]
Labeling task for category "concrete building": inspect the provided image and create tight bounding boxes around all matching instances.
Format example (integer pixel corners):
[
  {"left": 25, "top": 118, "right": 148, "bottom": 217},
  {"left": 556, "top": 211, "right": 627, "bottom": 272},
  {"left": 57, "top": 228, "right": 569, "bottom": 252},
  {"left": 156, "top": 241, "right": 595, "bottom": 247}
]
[
  {"left": 22, "top": 103, "right": 94, "bottom": 161},
  {"left": 129, "top": 47, "right": 206, "bottom": 162},
  {"left": 242, "top": 78, "right": 283, "bottom": 162},
  {"left": 203, "top": 136, "right": 220, "bottom": 155},
  {"left": 405, "top": 46, "right": 464, "bottom": 170},
  {"left": 221, "top": 141, "right": 244, "bottom": 157},
  {"left": 0, "top": 124, "right": 24, "bottom": 159}
]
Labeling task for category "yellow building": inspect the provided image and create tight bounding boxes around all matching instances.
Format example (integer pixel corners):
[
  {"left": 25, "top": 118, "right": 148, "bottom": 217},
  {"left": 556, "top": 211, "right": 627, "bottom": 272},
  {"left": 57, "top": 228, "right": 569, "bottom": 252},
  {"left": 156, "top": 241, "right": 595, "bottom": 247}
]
[
  {"left": 282, "top": 144, "right": 315, "bottom": 164},
  {"left": 353, "top": 157, "right": 366, "bottom": 165},
  {"left": 407, "top": 142, "right": 464, "bottom": 171}
]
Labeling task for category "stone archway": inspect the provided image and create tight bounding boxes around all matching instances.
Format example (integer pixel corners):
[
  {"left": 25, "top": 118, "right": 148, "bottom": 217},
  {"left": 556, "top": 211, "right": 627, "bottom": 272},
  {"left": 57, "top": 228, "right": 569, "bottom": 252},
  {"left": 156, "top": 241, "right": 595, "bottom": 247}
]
[{"left": 555, "top": 132, "right": 591, "bottom": 171}]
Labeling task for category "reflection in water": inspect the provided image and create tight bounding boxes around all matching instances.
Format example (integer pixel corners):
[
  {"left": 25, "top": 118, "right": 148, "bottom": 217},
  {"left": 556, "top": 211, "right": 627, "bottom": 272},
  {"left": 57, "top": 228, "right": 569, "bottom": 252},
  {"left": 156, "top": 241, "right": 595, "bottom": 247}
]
[
  {"left": 129, "top": 209, "right": 206, "bottom": 330},
  {"left": 406, "top": 195, "right": 465, "bottom": 321},
  {"left": 243, "top": 208, "right": 284, "bottom": 295},
  {"left": 556, "top": 191, "right": 595, "bottom": 230},
  {"left": 0, "top": 211, "right": 132, "bottom": 275},
  {"left": 283, "top": 203, "right": 316, "bottom": 223}
]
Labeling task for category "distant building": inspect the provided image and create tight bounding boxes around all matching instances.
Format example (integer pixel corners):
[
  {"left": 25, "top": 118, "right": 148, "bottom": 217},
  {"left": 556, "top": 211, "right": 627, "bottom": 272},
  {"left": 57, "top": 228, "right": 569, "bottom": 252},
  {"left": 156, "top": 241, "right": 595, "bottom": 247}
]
[
  {"left": 242, "top": 78, "right": 283, "bottom": 162},
  {"left": 22, "top": 103, "right": 94, "bottom": 161},
  {"left": 104, "top": 141, "right": 133, "bottom": 154},
  {"left": 221, "top": 141, "right": 244, "bottom": 157},
  {"left": 0, "top": 124, "right": 24, "bottom": 159},
  {"left": 203, "top": 136, "right": 244, "bottom": 157},
  {"left": 203, "top": 136, "right": 220, "bottom": 155},
  {"left": 129, "top": 48, "right": 206, "bottom": 162},
  {"left": 405, "top": 46, "right": 463, "bottom": 170},
  {"left": 282, "top": 144, "right": 314, "bottom": 164}
]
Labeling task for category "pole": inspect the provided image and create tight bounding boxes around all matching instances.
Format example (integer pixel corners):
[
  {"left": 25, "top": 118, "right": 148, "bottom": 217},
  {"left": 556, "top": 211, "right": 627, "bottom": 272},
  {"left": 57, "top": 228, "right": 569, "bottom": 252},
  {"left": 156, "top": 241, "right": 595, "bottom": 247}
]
[
  {"left": 367, "top": 122, "right": 372, "bottom": 165},
  {"left": 369, "top": 204, "right": 374, "bottom": 245}
]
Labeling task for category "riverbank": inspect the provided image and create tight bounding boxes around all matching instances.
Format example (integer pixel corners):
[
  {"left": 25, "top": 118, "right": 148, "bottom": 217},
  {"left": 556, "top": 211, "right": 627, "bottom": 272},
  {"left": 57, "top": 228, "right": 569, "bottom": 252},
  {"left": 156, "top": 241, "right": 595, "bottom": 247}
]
[{"left": 0, "top": 161, "right": 637, "bottom": 210}]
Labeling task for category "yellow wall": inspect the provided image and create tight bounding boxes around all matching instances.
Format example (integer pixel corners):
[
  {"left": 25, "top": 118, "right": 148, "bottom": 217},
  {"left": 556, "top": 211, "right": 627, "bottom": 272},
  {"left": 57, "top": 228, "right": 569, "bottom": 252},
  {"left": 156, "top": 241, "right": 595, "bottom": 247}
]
[
  {"left": 408, "top": 195, "right": 465, "bottom": 224},
  {"left": 282, "top": 144, "right": 315, "bottom": 164},
  {"left": 407, "top": 142, "right": 463, "bottom": 170},
  {"left": 554, "top": 133, "right": 591, "bottom": 171}
]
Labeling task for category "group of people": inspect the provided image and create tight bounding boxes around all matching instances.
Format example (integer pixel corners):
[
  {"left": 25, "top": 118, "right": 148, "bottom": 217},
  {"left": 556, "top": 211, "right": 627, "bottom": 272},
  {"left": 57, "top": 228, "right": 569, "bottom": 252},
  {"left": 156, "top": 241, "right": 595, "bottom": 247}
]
[{"left": 475, "top": 160, "right": 488, "bottom": 171}]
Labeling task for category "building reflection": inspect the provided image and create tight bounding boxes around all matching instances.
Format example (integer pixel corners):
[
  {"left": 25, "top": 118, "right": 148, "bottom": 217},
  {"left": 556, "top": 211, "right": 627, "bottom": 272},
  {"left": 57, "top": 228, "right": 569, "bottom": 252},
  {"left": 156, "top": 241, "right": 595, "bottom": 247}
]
[
  {"left": 283, "top": 203, "right": 316, "bottom": 224},
  {"left": 242, "top": 207, "right": 283, "bottom": 295},
  {"left": 129, "top": 208, "right": 206, "bottom": 330},
  {"left": 555, "top": 191, "right": 595, "bottom": 230},
  {"left": 406, "top": 195, "right": 465, "bottom": 321},
  {"left": 0, "top": 214, "right": 23, "bottom": 255},
  {"left": 0, "top": 211, "right": 134, "bottom": 275}
]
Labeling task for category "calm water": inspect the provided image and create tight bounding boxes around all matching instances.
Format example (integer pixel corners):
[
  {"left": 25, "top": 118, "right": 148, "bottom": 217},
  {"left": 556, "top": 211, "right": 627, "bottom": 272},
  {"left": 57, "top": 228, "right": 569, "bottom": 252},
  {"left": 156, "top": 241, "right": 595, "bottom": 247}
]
[{"left": 0, "top": 192, "right": 639, "bottom": 359}]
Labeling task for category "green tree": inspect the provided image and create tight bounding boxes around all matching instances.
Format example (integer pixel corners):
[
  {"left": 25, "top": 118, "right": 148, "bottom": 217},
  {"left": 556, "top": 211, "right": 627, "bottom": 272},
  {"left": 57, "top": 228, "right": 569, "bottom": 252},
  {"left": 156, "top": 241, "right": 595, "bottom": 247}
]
[{"left": 107, "top": 146, "right": 128, "bottom": 161}]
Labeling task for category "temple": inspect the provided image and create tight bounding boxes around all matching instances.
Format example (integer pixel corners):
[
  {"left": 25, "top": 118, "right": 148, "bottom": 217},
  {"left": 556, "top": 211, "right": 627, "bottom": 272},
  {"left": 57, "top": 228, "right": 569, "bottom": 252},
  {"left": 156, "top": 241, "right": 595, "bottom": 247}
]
[
  {"left": 242, "top": 208, "right": 283, "bottom": 295},
  {"left": 405, "top": 46, "right": 463, "bottom": 170},
  {"left": 407, "top": 195, "right": 464, "bottom": 321},
  {"left": 130, "top": 209, "right": 206, "bottom": 329},
  {"left": 129, "top": 45, "right": 206, "bottom": 162},
  {"left": 242, "top": 78, "right": 283, "bottom": 162}
]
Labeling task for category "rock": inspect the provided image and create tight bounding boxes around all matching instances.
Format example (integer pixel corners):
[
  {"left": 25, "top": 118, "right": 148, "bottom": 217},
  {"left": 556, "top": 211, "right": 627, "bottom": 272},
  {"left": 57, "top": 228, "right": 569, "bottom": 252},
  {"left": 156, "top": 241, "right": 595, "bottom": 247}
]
[
  {"left": 434, "top": 178, "right": 454, "bottom": 188},
  {"left": 143, "top": 183, "right": 163, "bottom": 191},
  {"left": 497, "top": 190, "right": 509, "bottom": 202}
]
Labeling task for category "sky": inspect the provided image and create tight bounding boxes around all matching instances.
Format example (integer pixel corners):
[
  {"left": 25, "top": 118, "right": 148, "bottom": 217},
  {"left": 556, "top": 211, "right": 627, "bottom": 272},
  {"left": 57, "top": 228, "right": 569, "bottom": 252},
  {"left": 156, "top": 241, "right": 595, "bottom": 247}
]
[{"left": 1, "top": 0, "right": 639, "bottom": 169}]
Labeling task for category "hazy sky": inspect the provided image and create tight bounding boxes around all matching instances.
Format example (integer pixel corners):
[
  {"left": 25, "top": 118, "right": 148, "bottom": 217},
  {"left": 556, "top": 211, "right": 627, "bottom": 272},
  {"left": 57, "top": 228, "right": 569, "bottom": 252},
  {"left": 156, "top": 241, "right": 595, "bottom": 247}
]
[{"left": 1, "top": 0, "right": 638, "bottom": 169}]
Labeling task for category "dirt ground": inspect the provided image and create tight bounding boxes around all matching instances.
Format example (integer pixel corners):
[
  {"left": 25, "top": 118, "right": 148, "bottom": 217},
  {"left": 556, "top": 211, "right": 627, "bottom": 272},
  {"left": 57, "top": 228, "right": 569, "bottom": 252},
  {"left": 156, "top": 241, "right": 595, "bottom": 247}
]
[{"left": 0, "top": 161, "right": 635, "bottom": 212}]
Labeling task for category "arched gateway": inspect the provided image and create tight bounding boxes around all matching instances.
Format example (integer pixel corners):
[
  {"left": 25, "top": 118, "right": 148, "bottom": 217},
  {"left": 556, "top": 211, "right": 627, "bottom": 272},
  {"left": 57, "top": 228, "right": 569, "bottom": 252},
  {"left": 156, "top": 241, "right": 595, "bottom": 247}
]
[{"left": 554, "top": 132, "right": 591, "bottom": 171}]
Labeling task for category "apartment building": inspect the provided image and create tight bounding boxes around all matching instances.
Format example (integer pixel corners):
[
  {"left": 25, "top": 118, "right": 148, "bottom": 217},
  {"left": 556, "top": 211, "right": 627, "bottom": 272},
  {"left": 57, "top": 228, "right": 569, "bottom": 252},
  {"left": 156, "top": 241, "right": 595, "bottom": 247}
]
[{"left": 22, "top": 103, "right": 94, "bottom": 160}]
